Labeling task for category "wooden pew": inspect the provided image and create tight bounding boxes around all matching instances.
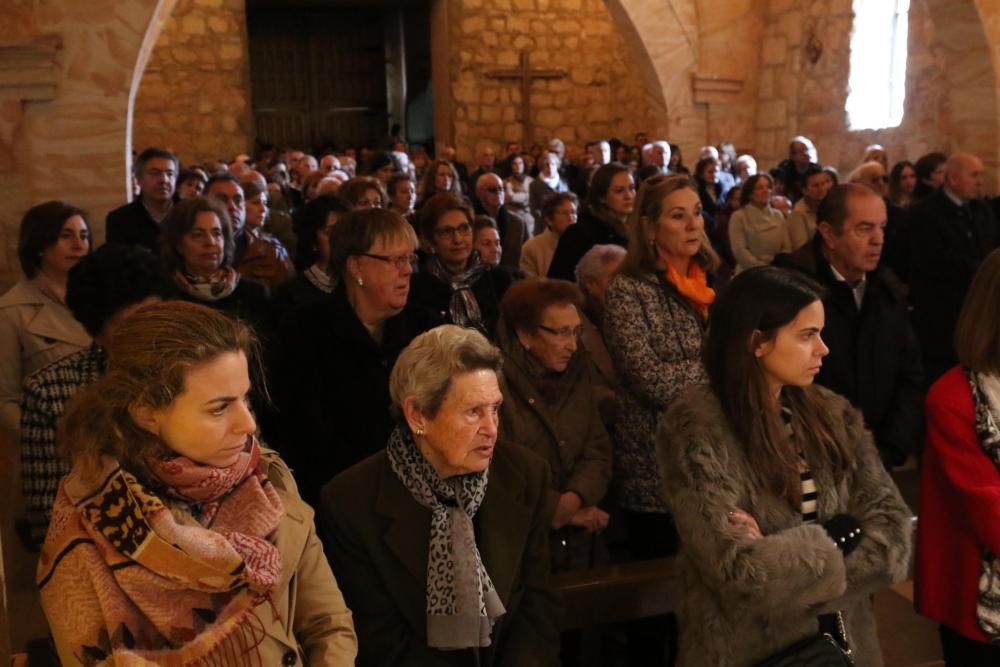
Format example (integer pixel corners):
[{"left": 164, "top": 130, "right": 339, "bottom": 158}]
[{"left": 552, "top": 557, "right": 679, "bottom": 630}]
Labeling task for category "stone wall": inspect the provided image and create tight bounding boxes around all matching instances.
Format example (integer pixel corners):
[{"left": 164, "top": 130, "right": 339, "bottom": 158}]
[
  {"left": 753, "top": 0, "right": 986, "bottom": 180},
  {"left": 132, "top": 0, "right": 253, "bottom": 166},
  {"left": 447, "top": 0, "right": 667, "bottom": 161}
]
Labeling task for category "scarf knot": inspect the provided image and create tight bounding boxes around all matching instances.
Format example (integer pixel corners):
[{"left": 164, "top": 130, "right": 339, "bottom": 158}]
[
  {"left": 174, "top": 266, "right": 240, "bottom": 302},
  {"left": 665, "top": 261, "right": 715, "bottom": 320},
  {"left": 425, "top": 254, "right": 490, "bottom": 334}
]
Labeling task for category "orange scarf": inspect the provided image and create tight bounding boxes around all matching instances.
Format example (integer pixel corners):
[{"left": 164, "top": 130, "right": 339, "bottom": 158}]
[{"left": 666, "top": 262, "right": 715, "bottom": 320}]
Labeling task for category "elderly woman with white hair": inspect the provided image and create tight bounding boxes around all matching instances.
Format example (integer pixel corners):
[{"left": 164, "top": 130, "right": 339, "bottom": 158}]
[
  {"left": 319, "top": 324, "right": 560, "bottom": 667},
  {"left": 575, "top": 243, "right": 625, "bottom": 425}
]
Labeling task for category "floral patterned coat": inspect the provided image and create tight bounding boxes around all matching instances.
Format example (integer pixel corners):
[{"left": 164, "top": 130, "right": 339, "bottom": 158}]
[{"left": 603, "top": 271, "right": 707, "bottom": 513}]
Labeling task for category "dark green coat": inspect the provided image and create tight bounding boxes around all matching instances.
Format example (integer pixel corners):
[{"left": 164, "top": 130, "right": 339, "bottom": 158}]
[{"left": 318, "top": 442, "right": 561, "bottom": 667}]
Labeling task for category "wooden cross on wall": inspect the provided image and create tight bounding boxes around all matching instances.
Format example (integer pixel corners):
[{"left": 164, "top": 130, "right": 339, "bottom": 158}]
[{"left": 485, "top": 50, "right": 567, "bottom": 146}]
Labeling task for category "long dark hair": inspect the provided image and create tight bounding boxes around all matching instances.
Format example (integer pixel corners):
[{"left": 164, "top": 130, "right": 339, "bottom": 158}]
[{"left": 703, "top": 266, "right": 847, "bottom": 507}]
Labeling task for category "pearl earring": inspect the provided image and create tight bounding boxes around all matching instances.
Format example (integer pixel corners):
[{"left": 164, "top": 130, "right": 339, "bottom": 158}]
[
  {"left": 415, "top": 427, "right": 425, "bottom": 436},
  {"left": 355, "top": 275, "right": 364, "bottom": 287}
]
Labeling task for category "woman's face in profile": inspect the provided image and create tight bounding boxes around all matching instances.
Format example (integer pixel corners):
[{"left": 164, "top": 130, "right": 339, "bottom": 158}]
[
  {"left": 518, "top": 302, "right": 582, "bottom": 373},
  {"left": 415, "top": 369, "right": 502, "bottom": 478},
  {"left": 754, "top": 299, "right": 829, "bottom": 397},
  {"left": 474, "top": 227, "right": 502, "bottom": 266},
  {"left": 136, "top": 351, "right": 256, "bottom": 468},
  {"left": 179, "top": 211, "right": 225, "bottom": 277}
]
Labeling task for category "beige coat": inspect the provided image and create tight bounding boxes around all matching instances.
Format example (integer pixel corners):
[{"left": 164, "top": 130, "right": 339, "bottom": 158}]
[
  {"left": 728, "top": 205, "right": 792, "bottom": 273},
  {"left": 518, "top": 228, "right": 559, "bottom": 277},
  {"left": 259, "top": 451, "right": 358, "bottom": 666},
  {"left": 0, "top": 279, "right": 90, "bottom": 440},
  {"left": 47, "top": 451, "right": 357, "bottom": 667}
]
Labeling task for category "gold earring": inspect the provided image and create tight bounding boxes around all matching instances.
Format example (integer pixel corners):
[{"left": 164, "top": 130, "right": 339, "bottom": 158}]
[{"left": 414, "top": 427, "right": 425, "bottom": 436}]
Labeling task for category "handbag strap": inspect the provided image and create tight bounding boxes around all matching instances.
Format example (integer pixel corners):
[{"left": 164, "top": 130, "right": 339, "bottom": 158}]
[{"left": 818, "top": 612, "right": 852, "bottom": 657}]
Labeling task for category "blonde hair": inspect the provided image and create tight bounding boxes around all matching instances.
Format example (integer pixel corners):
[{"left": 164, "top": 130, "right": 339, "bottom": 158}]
[
  {"left": 620, "top": 174, "right": 720, "bottom": 278},
  {"left": 389, "top": 325, "right": 502, "bottom": 421},
  {"left": 60, "top": 301, "right": 260, "bottom": 482}
]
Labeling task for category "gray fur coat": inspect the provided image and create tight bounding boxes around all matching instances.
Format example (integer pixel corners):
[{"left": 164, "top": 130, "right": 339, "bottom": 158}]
[{"left": 660, "top": 384, "right": 912, "bottom": 667}]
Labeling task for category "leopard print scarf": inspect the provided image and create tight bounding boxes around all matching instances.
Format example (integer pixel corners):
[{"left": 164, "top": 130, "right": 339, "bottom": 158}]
[
  {"left": 386, "top": 425, "right": 506, "bottom": 649},
  {"left": 968, "top": 369, "right": 1000, "bottom": 641}
]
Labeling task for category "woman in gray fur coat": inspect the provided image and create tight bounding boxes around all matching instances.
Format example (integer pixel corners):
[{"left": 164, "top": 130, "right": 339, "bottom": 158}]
[{"left": 660, "top": 267, "right": 911, "bottom": 667}]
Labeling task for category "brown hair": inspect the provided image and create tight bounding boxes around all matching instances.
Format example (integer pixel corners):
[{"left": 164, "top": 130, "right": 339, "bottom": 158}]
[
  {"left": 59, "top": 301, "right": 260, "bottom": 483},
  {"left": 415, "top": 192, "right": 474, "bottom": 243},
  {"left": 500, "top": 278, "right": 583, "bottom": 334},
  {"left": 339, "top": 176, "right": 388, "bottom": 208},
  {"left": 620, "top": 174, "right": 720, "bottom": 278},
  {"left": 956, "top": 248, "right": 1000, "bottom": 374},
  {"left": 327, "top": 207, "right": 418, "bottom": 279},
  {"left": 541, "top": 191, "right": 579, "bottom": 224},
  {"left": 18, "top": 201, "right": 92, "bottom": 278},
  {"left": 703, "top": 266, "right": 846, "bottom": 507},
  {"left": 159, "top": 196, "right": 234, "bottom": 275},
  {"left": 418, "top": 159, "right": 463, "bottom": 201}
]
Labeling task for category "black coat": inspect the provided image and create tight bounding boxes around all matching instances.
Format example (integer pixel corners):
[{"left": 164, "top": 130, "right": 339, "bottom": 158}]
[
  {"left": 319, "top": 442, "right": 561, "bottom": 667},
  {"left": 274, "top": 284, "right": 437, "bottom": 507},
  {"left": 105, "top": 199, "right": 161, "bottom": 253},
  {"left": 546, "top": 206, "right": 627, "bottom": 282},
  {"left": 907, "top": 188, "right": 999, "bottom": 383},
  {"left": 774, "top": 238, "right": 924, "bottom": 466},
  {"left": 408, "top": 263, "right": 518, "bottom": 339}
]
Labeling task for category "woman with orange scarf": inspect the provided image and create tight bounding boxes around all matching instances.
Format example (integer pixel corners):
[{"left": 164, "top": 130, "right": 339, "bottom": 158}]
[{"left": 603, "top": 174, "right": 720, "bottom": 666}]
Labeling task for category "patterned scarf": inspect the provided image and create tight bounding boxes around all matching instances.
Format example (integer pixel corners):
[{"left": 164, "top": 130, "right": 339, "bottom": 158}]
[
  {"left": 968, "top": 370, "right": 1000, "bottom": 642},
  {"left": 174, "top": 266, "right": 240, "bottom": 302},
  {"left": 386, "top": 425, "right": 505, "bottom": 649},
  {"left": 37, "top": 436, "right": 284, "bottom": 666},
  {"left": 424, "top": 254, "right": 490, "bottom": 334},
  {"left": 665, "top": 261, "right": 715, "bottom": 320},
  {"left": 303, "top": 263, "right": 335, "bottom": 294}
]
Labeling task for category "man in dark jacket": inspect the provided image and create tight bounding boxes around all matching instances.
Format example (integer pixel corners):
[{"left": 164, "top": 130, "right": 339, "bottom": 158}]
[
  {"left": 105, "top": 148, "right": 177, "bottom": 252},
  {"left": 473, "top": 173, "right": 530, "bottom": 270},
  {"left": 774, "top": 183, "right": 924, "bottom": 468},
  {"left": 907, "top": 153, "right": 999, "bottom": 385}
]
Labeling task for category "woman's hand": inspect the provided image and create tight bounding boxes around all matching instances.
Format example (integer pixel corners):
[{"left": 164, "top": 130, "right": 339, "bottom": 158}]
[
  {"left": 728, "top": 508, "right": 763, "bottom": 540},
  {"left": 569, "top": 506, "right": 610, "bottom": 533},
  {"left": 552, "top": 491, "right": 583, "bottom": 529}
]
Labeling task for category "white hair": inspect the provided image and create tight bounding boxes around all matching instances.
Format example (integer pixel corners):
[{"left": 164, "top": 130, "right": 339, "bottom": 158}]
[{"left": 575, "top": 243, "right": 626, "bottom": 285}]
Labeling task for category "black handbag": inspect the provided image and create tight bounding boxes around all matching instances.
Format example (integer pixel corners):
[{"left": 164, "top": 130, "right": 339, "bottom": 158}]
[{"left": 754, "top": 612, "right": 854, "bottom": 667}]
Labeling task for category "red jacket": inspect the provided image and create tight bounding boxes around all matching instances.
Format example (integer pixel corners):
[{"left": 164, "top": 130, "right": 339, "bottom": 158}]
[{"left": 915, "top": 365, "right": 1000, "bottom": 643}]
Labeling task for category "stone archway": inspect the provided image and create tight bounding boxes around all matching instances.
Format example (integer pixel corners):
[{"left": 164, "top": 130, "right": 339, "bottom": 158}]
[
  {"left": 0, "top": 0, "right": 179, "bottom": 286},
  {"left": 602, "top": 0, "right": 701, "bottom": 150}
]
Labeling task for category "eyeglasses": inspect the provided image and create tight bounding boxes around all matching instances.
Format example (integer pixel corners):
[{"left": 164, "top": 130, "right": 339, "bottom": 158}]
[
  {"left": 434, "top": 222, "right": 473, "bottom": 238},
  {"left": 361, "top": 252, "right": 418, "bottom": 269},
  {"left": 538, "top": 324, "right": 583, "bottom": 339}
]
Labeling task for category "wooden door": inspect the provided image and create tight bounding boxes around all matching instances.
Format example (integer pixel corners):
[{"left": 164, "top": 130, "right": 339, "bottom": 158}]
[{"left": 247, "top": 8, "right": 388, "bottom": 150}]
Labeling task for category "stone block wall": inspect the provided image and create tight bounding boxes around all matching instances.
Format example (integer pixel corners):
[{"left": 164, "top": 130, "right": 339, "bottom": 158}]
[
  {"left": 448, "top": 0, "right": 666, "bottom": 161},
  {"left": 132, "top": 0, "right": 253, "bottom": 166},
  {"left": 754, "top": 0, "right": 956, "bottom": 177}
]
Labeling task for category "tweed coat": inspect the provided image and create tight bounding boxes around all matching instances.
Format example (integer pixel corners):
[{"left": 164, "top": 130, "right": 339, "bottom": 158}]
[
  {"left": 318, "top": 442, "right": 561, "bottom": 667},
  {"left": 660, "top": 384, "right": 912, "bottom": 667},
  {"left": 603, "top": 271, "right": 707, "bottom": 512}
]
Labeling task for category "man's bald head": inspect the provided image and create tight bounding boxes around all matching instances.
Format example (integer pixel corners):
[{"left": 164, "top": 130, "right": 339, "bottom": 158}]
[
  {"left": 946, "top": 153, "right": 984, "bottom": 201},
  {"left": 476, "top": 172, "right": 504, "bottom": 212}
]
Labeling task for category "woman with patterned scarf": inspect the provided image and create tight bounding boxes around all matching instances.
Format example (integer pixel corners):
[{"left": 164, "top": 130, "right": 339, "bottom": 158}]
[
  {"left": 917, "top": 249, "right": 1000, "bottom": 665},
  {"left": 37, "top": 300, "right": 357, "bottom": 666},
  {"left": 603, "top": 173, "right": 720, "bottom": 665},
  {"left": 409, "top": 193, "right": 519, "bottom": 339},
  {"left": 160, "top": 197, "right": 272, "bottom": 343},
  {"left": 320, "top": 325, "right": 560, "bottom": 666}
]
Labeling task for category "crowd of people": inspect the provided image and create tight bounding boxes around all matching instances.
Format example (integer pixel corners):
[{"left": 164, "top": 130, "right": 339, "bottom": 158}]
[{"left": 1, "top": 130, "right": 998, "bottom": 666}]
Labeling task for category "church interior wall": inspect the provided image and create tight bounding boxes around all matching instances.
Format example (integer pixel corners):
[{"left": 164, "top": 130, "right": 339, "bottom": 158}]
[
  {"left": 131, "top": 0, "right": 253, "bottom": 166},
  {"left": 446, "top": 0, "right": 667, "bottom": 162}
]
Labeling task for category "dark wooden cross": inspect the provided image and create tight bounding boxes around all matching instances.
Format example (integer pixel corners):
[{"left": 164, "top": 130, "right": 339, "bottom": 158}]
[{"left": 485, "top": 50, "right": 567, "bottom": 145}]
